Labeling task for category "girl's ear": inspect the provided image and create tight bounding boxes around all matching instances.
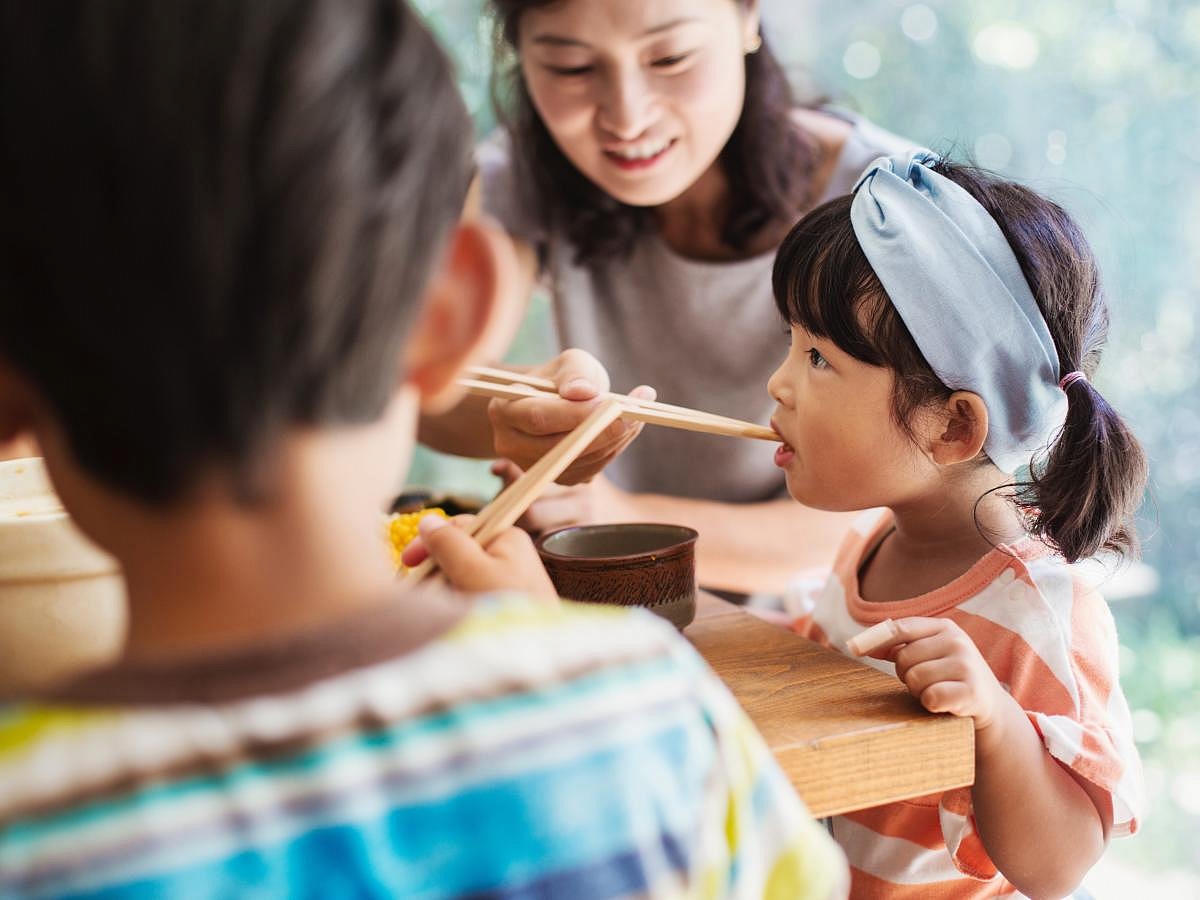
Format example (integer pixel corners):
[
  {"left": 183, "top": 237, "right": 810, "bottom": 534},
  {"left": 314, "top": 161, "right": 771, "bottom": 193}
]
[
  {"left": 928, "top": 391, "right": 989, "bottom": 466},
  {"left": 401, "top": 217, "right": 523, "bottom": 415}
]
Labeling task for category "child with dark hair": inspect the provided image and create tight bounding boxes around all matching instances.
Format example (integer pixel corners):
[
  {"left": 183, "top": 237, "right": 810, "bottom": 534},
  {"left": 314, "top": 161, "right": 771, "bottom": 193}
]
[
  {"left": 0, "top": 1, "right": 846, "bottom": 896},
  {"left": 767, "top": 150, "right": 1146, "bottom": 899}
]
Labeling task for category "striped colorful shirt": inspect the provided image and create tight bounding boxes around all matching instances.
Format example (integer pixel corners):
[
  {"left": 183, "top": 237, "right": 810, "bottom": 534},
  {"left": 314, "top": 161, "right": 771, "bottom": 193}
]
[
  {"left": 0, "top": 593, "right": 846, "bottom": 899},
  {"left": 788, "top": 510, "right": 1142, "bottom": 899}
]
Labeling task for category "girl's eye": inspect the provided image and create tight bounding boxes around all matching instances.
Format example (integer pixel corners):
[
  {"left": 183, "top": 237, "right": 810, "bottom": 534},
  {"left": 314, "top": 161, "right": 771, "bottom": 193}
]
[
  {"left": 546, "top": 64, "right": 594, "bottom": 77},
  {"left": 807, "top": 348, "right": 829, "bottom": 370}
]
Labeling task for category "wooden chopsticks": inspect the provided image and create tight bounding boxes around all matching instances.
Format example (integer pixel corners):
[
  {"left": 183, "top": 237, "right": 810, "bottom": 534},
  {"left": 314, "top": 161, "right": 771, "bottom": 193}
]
[
  {"left": 461, "top": 365, "right": 776, "bottom": 442},
  {"left": 407, "top": 399, "right": 625, "bottom": 585}
]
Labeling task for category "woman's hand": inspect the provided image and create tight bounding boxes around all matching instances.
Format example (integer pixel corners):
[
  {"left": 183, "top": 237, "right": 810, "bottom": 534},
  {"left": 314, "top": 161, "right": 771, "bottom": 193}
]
[
  {"left": 864, "top": 617, "right": 1008, "bottom": 730},
  {"left": 490, "top": 460, "right": 637, "bottom": 536},
  {"left": 488, "top": 349, "right": 655, "bottom": 485},
  {"left": 401, "top": 514, "right": 559, "bottom": 602}
]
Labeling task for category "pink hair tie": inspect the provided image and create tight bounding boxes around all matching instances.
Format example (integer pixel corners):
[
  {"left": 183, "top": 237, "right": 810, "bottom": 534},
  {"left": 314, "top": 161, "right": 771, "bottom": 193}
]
[{"left": 1059, "top": 371, "right": 1088, "bottom": 391}]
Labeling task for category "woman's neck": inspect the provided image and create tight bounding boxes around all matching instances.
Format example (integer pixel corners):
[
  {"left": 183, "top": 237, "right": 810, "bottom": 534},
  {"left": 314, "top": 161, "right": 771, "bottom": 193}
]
[
  {"left": 653, "top": 160, "right": 784, "bottom": 261},
  {"left": 651, "top": 108, "right": 851, "bottom": 262}
]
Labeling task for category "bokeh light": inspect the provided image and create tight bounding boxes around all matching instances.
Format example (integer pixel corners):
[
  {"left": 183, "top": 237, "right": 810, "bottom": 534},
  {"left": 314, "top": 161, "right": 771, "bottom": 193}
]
[
  {"left": 973, "top": 22, "right": 1040, "bottom": 69},
  {"left": 843, "top": 40, "right": 882, "bottom": 79},
  {"left": 900, "top": 5, "right": 938, "bottom": 42}
]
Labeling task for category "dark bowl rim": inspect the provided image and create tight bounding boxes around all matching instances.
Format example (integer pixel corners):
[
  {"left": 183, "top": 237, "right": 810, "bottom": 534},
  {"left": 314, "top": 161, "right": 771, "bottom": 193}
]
[{"left": 535, "top": 522, "right": 699, "bottom": 563}]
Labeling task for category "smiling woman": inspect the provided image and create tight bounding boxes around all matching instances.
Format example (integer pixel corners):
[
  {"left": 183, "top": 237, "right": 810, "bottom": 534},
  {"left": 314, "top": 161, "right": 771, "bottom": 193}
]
[
  {"left": 419, "top": 0, "right": 915, "bottom": 593},
  {"left": 497, "top": 0, "right": 812, "bottom": 260}
]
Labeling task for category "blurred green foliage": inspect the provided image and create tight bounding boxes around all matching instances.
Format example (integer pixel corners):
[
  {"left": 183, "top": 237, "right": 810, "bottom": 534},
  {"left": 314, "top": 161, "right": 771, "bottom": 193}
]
[{"left": 411, "top": 0, "right": 1199, "bottom": 883}]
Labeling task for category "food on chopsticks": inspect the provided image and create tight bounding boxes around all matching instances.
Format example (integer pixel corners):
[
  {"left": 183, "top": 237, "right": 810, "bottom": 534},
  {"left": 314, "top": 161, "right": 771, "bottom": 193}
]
[
  {"left": 385, "top": 508, "right": 447, "bottom": 570},
  {"left": 406, "top": 400, "right": 625, "bottom": 585}
]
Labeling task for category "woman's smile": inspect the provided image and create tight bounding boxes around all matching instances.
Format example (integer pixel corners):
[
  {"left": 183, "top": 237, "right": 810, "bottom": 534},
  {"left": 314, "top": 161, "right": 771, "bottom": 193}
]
[
  {"left": 518, "top": 0, "right": 754, "bottom": 208},
  {"left": 602, "top": 136, "right": 678, "bottom": 171}
]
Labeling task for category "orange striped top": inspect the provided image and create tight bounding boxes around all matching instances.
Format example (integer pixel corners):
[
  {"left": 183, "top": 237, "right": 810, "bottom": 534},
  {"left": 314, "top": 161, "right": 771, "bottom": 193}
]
[{"left": 789, "top": 510, "right": 1142, "bottom": 898}]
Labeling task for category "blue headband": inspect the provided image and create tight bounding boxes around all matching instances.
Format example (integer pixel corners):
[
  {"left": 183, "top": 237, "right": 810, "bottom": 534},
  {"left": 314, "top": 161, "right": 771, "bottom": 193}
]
[{"left": 850, "top": 150, "right": 1066, "bottom": 473}]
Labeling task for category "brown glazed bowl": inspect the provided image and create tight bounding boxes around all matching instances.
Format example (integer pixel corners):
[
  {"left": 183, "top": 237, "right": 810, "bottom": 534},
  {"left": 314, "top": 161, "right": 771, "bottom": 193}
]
[{"left": 535, "top": 523, "right": 698, "bottom": 629}]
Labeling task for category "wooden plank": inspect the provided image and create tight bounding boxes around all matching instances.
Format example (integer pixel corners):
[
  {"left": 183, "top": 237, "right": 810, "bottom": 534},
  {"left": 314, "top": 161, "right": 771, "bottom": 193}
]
[{"left": 686, "top": 596, "right": 975, "bottom": 818}]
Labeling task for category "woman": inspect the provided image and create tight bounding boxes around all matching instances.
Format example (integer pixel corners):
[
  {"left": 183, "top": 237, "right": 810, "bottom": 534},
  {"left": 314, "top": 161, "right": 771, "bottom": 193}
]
[{"left": 421, "top": 0, "right": 912, "bottom": 593}]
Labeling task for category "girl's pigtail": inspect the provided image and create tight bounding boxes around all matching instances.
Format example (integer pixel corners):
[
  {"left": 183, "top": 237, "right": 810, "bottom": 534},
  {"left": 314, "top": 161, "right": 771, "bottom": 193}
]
[{"left": 1019, "top": 377, "right": 1147, "bottom": 564}]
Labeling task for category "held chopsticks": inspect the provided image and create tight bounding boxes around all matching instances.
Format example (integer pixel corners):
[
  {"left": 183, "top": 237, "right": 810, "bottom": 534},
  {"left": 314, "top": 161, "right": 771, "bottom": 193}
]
[
  {"left": 407, "top": 399, "right": 625, "bottom": 585},
  {"left": 461, "top": 365, "right": 776, "bottom": 442}
]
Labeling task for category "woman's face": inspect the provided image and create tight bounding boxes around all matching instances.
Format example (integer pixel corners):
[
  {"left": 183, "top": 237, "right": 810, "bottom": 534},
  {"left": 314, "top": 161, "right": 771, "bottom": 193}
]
[{"left": 517, "top": 0, "right": 759, "bottom": 207}]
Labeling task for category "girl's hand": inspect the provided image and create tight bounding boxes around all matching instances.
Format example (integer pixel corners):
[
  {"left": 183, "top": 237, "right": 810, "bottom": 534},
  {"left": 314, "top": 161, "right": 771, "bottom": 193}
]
[
  {"left": 488, "top": 349, "right": 655, "bottom": 485},
  {"left": 863, "top": 617, "right": 1008, "bottom": 730},
  {"left": 490, "top": 460, "right": 636, "bottom": 536},
  {"left": 401, "top": 514, "right": 559, "bottom": 603}
]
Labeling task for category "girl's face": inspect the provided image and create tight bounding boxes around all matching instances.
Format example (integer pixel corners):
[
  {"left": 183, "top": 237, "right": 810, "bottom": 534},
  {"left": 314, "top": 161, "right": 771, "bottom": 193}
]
[
  {"left": 767, "top": 324, "right": 940, "bottom": 511},
  {"left": 517, "top": 0, "right": 758, "bottom": 207}
]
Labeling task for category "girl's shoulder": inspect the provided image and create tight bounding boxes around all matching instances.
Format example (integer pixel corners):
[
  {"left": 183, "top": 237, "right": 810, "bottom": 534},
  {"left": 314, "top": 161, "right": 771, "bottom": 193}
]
[
  {"left": 955, "top": 542, "right": 1122, "bottom": 686},
  {"left": 1003, "top": 540, "right": 1113, "bottom": 613}
]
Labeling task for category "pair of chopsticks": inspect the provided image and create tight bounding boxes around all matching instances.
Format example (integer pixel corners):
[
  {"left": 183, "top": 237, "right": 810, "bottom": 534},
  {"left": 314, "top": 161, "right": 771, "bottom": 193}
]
[
  {"left": 408, "top": 367, "right": 776, "bottom": 585},
  {"left": 459, "top": 365, "right": 776, "bottom": 442},
  {"left": 407, "top": 399, "right": 625, "bottom": 585}
]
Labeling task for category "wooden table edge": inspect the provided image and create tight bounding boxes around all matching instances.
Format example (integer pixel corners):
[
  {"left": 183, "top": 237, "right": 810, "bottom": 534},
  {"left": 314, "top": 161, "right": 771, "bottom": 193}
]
[{"left": 687, "top": 591, "right": 975, "bottom": 818}]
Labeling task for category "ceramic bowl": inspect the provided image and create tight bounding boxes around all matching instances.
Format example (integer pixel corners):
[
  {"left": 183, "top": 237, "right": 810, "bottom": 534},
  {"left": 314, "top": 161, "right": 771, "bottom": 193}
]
[
  {"left": 0, "top": 458, "right": 126, "bottom": 692},
  {"left": 536, "top": 523, "right": 698, "bottom": 629}
]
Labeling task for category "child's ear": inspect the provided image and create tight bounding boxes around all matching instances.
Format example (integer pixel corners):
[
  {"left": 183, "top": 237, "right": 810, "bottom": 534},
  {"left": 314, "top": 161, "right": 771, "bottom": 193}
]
[
  {"left": 402, "top": 218, "right": 523, "bottom": 415},
  {"left": 928, "top": 391, "right": 989, "bottom": 466}
]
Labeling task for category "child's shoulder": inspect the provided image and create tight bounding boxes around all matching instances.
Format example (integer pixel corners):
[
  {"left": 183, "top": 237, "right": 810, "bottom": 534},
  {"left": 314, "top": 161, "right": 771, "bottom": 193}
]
[
  {"left": 946, "top": 537, "right": 1096, "bottom": 640},
  {"left": 0, "top": 597, "right": 703, "bottom": 781},
  {"left": 0, "top": 598, "right": 711, "bottom": 840},
  {"left": 952, "top": 542, "right": 1121, "bottom": 696},
  {"left": 973, "top": 538, "right": 1110, "bottom": 621},
  {"left": 453, "top": 590, "right": 675, "bottom": 635},
  {"left": 430, "top": 593, "right": 709, "bottom": 699}
]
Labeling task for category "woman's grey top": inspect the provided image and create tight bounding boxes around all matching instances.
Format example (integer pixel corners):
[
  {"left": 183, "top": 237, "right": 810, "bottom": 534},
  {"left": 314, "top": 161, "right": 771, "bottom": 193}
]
[{"left": 479, "top": 112, "right": 912, "bottom": 504}]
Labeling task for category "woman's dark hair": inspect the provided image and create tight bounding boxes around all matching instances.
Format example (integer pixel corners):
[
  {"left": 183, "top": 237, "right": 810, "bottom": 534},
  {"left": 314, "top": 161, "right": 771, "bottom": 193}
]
[
  {"left": 490, "top": 0, "right": 817, "bottom": 265},
  {"left": 0, "top": 0, "right": 474, "bottom": 505},
  {"left": 772, "top": 161, "right": 1148, "bottom": 563}
]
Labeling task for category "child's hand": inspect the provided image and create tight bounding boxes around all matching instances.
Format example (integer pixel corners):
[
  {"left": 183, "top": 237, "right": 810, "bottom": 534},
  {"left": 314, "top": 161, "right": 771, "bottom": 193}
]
[
  {"left": 401, "top": 514, "right": 559, "bottom": 603},
  {"left": 861, "top": 617, "right": 1007, "bottom": 730}
]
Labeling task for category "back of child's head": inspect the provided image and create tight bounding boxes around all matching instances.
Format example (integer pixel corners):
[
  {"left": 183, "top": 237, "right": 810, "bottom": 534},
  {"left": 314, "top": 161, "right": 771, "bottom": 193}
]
[
  {"left": 773, "top": 153, "right": 1147, "bottom": 564},
  {"left": 0, "top": 0, "right": 472, "bottom": 505}
]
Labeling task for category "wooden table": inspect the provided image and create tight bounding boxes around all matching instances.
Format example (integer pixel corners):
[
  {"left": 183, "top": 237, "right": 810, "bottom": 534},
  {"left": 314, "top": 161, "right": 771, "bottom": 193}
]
[{"left": 685, "top": 593, "right": 975, "bottom": 818}]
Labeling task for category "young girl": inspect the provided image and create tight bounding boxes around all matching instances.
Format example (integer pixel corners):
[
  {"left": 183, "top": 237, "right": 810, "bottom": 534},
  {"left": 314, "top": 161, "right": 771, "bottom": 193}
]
[{"left": 767, "top": 150, "right": 1146, "bottom": 899}]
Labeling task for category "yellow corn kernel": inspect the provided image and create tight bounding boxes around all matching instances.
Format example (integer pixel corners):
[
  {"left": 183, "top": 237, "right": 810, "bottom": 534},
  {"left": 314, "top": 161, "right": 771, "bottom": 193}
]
[{"left": 384, "top": 508, "right": 448, "bottom": 570}]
